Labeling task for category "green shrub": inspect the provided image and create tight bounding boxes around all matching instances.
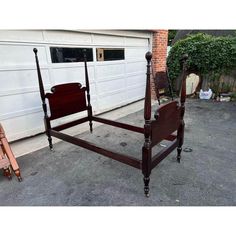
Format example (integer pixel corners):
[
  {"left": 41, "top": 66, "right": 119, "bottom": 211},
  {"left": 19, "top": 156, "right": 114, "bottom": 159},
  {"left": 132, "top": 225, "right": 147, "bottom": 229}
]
[
  {"left": 167, "top": 33, "right": 236, "bottom": 91},
  {"left": 168, "top": 30, "right": 177, "bottom": 46}
]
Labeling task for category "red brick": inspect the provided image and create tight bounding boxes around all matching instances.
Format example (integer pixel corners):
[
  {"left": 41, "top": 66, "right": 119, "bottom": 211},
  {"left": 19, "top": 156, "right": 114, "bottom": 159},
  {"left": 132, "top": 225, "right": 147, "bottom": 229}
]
[{"left": 150, "top": 30, "right": 168, "bottom": 99}]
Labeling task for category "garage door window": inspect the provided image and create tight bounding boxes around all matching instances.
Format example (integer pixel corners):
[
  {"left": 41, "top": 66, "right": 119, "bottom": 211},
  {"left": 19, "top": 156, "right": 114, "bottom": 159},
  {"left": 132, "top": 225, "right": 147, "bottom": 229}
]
[
  {"left": 96, "top": 48, "right": 125, "bottom": 61},
  {"left": 50, "top": 47, "right": 93, "bottom": 63}
]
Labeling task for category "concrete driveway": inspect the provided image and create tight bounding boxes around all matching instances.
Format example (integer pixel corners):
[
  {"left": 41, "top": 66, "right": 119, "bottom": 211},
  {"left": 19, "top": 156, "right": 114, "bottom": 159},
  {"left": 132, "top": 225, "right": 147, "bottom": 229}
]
[{"left": 0, "top": 99, "right": 235, "bottom": 206}]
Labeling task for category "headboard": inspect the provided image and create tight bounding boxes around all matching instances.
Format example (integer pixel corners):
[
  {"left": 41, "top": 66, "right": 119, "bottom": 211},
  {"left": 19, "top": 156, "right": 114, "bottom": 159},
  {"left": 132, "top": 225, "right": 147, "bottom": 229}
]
[
  {"left": 45, "top": 83, "right": 87, "bottom": 120},
  {"left": 33, "top": 48, "right": 91, "bottom": 121}
]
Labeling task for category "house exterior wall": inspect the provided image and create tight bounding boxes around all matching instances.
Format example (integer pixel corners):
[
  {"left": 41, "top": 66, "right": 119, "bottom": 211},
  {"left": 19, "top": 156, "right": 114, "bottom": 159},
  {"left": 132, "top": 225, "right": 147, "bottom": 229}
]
[{"left": 151, "top": 30, "right": 168, "bottom": 99}]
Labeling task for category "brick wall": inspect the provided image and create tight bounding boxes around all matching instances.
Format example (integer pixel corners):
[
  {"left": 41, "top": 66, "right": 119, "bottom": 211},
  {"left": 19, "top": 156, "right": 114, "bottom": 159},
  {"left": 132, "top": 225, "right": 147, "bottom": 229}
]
[{"left": 151, "top": 30, "right": 168, "bottom": 99}]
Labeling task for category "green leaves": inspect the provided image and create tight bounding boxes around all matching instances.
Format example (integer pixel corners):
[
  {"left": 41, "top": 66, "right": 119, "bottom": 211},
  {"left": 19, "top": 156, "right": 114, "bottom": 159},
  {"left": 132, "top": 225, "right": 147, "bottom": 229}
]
[{"left": 167, "top": 33, "right": 236, "bottom": 83}]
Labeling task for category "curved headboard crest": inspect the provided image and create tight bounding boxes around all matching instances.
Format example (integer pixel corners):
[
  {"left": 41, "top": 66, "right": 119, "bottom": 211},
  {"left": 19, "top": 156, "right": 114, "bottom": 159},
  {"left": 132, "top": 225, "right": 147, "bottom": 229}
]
[{"left": 50, "top": 83, "right": 83, "bottom": 93}]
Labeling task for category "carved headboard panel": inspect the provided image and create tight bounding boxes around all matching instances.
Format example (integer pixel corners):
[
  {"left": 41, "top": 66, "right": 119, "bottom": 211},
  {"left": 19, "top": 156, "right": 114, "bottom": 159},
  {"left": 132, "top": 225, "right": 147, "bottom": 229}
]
[{"left": 45, "top": 83, "right": 87, "bottom": 120}]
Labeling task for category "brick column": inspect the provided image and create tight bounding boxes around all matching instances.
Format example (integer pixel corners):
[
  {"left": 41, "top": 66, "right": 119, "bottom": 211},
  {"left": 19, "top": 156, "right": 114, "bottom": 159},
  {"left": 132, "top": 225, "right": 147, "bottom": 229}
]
[{"left": 151, "top": 30, "right": 168, "bottom": 99}]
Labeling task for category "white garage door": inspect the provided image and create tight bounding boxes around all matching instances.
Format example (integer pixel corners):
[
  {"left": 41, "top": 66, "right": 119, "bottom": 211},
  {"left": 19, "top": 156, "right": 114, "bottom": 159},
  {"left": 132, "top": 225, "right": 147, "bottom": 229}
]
[{"left": 0, "top": 30, "right": 151, "bottom": 141}]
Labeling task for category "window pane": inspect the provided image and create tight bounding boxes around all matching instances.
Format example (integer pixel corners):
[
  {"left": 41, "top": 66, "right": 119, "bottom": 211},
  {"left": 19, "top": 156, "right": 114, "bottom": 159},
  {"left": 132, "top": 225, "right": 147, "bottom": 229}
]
[
  {"left": 96, "top": 48, "right": 125, "bottom": 61},
  {"left": 50, "top": 47, "right": 93, "bottom": 63}
]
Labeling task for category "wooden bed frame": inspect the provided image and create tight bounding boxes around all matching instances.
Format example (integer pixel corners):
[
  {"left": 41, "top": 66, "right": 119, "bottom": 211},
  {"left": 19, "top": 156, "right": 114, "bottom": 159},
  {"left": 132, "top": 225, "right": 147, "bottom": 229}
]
[{"left": 33, "top": 48, "right": 188, "bottom": 197}]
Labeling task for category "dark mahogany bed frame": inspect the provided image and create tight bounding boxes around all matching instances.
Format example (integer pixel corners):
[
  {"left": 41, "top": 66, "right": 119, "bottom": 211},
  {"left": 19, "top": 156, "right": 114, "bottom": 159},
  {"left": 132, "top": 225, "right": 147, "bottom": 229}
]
[{"left": 33, "top": 48, "right": 188, "bottom": 197}]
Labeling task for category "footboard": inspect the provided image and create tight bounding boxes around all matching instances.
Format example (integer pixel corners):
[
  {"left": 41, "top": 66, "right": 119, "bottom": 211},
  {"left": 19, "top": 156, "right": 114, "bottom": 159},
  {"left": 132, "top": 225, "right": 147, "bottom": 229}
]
[{"left": 150, "top": 101, "right": 181, "bottom": 147}]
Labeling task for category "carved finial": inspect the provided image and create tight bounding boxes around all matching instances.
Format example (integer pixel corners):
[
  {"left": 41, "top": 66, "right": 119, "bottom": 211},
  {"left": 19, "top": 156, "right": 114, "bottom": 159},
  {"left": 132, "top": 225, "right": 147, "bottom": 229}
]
[
  {"left": 33, "top": 48, "right": 38, "bottom": 55},
  {"left": 145, "top": 51, "right": 152, "bottom": 62}
]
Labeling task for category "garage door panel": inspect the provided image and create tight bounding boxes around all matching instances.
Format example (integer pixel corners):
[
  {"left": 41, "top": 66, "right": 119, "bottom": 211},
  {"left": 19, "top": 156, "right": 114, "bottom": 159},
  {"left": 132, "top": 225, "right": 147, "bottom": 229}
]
[
  {"left": 50, "top": 67, "right": 97, "bottom": 101},
  {"left": 44, "top": 31, "right": 92, "bottom": 44},
  {"left": 51, "top": 66, "right": 95, "bottom": 85},
  {"left": 1, "top": 112, "right": 45, "bottom": 141},
  {"left": 89, "top": 84, "right": 97, "bottom": 100},
  {"left": 126, "top": 85, "right": 145, "bottom": 102},
  {"left": 126, "top": 61, "right": 146, "bottom": 74},
  {"left": 125, "top": 48, "right": 148, "bottom": 60},
  {"left": 0, "top": 69, "right": 50, "bottom": 92},
  {"left": 126, "top": 74, "right": 145, "bottom": 87},
  {"left": 98, "top": 91, "right": 126, "bottom": 110},
  {"left": 0, "top": 45, "right": 47, "bottom": 67},
  {"left": 0, "top": 30, "right": 44, "bottom": 42},
  {"left": 125, "top": 37, "right": 149, "bottom": 47},
  {"left": 90, "top": 98, "right": 98, "bottom": 111},
  {"left": 0, "top": 92, "right": 42, "bottom": 118},
  {"left": 93, "top": 34, "right": 124, "bottom": 46},
  {"left": 97, "top": 78, "right": 125, "bottom": 95},
  {"left": 96, "top": 63, "right": 125, "bottom": 79}
]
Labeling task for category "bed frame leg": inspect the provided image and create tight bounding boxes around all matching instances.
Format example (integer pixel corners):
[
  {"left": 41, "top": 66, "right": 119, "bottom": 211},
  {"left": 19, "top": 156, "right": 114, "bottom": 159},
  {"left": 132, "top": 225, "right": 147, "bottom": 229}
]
[
  {"left": 48, "top": 137, "right": 53, "bottom": 151},
  {"left": 177, "top": 121, "right": 184, "bottom": 163},
  {"left": 89, "top": 120, "right": 93, "bottom": 133},
  {"left": 177, "top": 147, "right": 182, "bottom": 163},
  {"left": 46, "top": 131, "right": 53, "bottom": 151},
  {"left": 3, "top": 167, "right": 12, "bottom": 180},
  {"left": 88, "top": 104, "right": 93, "bottom": 133},
  {"left": 89, "top": 123, "right": 93, "bottom": 133},
  {"left": 142, "top": 144, "right": 151, "bottom": 198},
  {"left": 45, "top": 118, "right": 53, "bottom": 150},
  {"left": 14, "top": 168, "right": 23, "bottom": 182},
  {"left": 143, "top": 176, "right": 150, "bottom": 197}
]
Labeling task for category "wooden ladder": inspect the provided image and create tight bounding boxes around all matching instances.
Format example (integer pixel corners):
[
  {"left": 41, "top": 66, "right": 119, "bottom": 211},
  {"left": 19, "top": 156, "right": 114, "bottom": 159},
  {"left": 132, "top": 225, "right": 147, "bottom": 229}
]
[{"left": 0, "top": 124, "right": 22, "bottom": 181}]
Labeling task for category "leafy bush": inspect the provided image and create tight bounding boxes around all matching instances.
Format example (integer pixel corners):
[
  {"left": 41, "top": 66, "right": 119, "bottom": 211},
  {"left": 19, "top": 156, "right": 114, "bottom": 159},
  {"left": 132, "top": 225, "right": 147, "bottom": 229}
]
[{"left": 167, "top": 33, "right": 236, "bottom": 90}]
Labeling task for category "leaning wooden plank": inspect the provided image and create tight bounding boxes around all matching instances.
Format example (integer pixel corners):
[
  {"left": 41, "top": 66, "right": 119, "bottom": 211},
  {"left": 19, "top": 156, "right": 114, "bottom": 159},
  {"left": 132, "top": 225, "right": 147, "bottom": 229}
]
[
  {"left": 0, "top": 158, "right": 10, "bottom": 169},
  {"left": 0, "top": 143, "right": 4, "bottom": 157},
  {"left": 1, "top": 138, "right": 21, "bottom": 177},
  {"left": 50, "top": 130, "right": 141, "bottom": 169},
  {"left": 151, "top": 140, "right": 178, "bottom": 169},
  {"left": 0, "top": 124, "right": 22, "bottom": 181},
  {"left": 92, "top": 116, "right": 144, "bottom": 134}
]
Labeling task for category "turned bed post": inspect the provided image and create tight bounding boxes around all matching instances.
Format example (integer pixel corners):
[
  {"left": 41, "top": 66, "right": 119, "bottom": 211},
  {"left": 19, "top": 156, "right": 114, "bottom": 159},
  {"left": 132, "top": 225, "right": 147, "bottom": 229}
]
[
  {"left": 83, "top": 49, "right": 93, "bottom": 133},
  {"left": 177, "top": 54, "right": 188, "bottom": 162},
  {"left": 33, "top": 48, "right": 53, "bottom": 150},
  {"left": 142, "top": 51, "right": 152, "bottom": 197}
]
